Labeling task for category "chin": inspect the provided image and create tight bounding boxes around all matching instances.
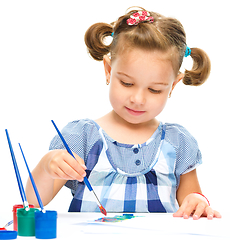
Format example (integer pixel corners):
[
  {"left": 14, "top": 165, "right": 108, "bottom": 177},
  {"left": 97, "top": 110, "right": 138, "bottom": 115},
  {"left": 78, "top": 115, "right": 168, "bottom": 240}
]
[{"left": 123, "top": 116, "right": 152, "bottom": 125}]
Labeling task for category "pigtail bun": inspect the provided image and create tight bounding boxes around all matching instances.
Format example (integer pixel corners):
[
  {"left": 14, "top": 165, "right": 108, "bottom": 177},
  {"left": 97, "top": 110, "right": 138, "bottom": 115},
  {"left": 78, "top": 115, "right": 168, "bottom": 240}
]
[
  {"left": 84, "top": 23, "right": 113, "bottom": 61},
  {"left": 183, "top": 48, "right": 211, "bottom": 86}
]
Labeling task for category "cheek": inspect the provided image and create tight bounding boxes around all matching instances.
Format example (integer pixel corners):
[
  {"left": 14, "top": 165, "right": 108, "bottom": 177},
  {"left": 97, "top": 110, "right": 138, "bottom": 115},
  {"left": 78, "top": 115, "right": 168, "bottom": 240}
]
[
  {"left": 109, "top": 82, "right": 123, "bottom": 107},
  {"left": 159, "top": 93, "right": 170, "bottom": 108},
  {"left": 149, "top": 93, "right": 169, "bottom": 114},
  {"left": 159, "top": 97, "right": 169, "bottom": 111}
]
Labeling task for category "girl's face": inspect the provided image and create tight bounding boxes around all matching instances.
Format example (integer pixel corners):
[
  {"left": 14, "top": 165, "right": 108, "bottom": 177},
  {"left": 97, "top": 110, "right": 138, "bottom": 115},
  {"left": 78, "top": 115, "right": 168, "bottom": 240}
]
[{"left": 104, "top": 48, "right": 183, "bottom": 126}]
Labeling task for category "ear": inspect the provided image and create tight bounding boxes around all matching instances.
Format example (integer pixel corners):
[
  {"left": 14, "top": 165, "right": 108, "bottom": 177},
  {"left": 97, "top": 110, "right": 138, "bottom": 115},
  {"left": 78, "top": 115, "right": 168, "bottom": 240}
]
[
  {"left": 169, "top": 73, "right": 184, "bottom": 96},
  {"left": 103, "top": 55, "right": 112, "bottom": 84}
]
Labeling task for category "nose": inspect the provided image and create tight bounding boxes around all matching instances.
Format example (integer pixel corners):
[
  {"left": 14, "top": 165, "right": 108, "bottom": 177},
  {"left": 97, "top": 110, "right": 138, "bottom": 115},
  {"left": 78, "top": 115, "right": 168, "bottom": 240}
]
[{"left": 130, "top": 89, "right": 146, "bottom": 105}]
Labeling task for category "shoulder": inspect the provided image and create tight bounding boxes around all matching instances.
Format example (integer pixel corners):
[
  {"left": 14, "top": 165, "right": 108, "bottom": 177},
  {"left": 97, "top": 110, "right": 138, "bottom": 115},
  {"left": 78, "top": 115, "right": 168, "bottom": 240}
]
[
  {"left": 164, "top": 123, "right": 202, "bottom": 177},
  {"left": 63, "top": 118, "right": 99, "bottom": 133},
  {"left": 164, "top": 123, "right": 198, "bottom": 147},
  {"left": 49, "top": 119, "right": 100, "bottom": 151}
]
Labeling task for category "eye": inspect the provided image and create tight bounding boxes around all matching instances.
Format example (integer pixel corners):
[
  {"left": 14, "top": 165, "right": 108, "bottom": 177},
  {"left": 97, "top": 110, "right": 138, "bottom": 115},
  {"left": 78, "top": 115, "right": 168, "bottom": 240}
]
[
  {"left": 149, "top": 88, "right": 162, "bottom": 94},
  {"left": 120, "top": 80, "right": 133, "bottom": 87}
]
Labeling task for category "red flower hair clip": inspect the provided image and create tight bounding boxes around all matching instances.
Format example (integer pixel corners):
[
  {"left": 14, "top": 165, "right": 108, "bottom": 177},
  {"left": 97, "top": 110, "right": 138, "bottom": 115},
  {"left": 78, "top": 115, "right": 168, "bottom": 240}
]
[{"left": 127, "top": 11, "right": 154, "bottom": 26}]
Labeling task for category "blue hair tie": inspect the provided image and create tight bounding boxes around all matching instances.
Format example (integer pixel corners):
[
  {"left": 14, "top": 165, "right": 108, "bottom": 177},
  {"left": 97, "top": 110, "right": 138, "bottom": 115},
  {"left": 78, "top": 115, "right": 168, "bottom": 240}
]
[{"left": 185, "top": 46, "right": 191, "bottom": 57}]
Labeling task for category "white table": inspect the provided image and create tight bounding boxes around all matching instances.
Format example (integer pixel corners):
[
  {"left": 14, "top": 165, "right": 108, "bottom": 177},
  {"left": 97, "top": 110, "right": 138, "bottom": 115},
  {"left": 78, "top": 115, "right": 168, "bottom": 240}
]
[{"left": 0, "top": 212, "right": 229, "bottom": 239}]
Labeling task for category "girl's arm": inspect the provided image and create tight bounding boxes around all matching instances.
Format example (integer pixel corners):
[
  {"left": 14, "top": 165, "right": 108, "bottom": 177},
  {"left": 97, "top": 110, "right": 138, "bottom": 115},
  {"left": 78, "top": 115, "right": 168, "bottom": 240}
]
[
  {"left": 26, "top": 150, "right": 86, "bottom": 207},
  {"left": 173, "top": 169, "right": 221, "bottom": 220}
]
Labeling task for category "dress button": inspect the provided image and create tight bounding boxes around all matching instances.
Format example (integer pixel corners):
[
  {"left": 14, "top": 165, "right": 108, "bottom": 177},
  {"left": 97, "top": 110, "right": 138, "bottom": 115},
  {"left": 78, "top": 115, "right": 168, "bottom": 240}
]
[
  {"left": 133, "top": 148, "right": 139, "bottom": 154},
  {"left": 135, "top": 160, "right": 141, "bottom": 166}
]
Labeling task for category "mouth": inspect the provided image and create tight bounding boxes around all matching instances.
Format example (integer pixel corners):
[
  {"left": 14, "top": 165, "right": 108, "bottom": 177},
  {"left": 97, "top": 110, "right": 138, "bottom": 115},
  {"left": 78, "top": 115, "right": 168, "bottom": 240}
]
[{"left": 125, "top": 107, "right": 146, "bottom": 116}]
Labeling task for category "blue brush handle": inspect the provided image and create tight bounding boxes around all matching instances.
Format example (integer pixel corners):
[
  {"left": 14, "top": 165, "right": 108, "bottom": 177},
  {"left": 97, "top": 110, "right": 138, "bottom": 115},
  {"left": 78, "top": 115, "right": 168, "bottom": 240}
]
[
  {"left": 5, "top": 130, "right": 28, "bottom": 205},
  {"left": 19, "top": 143, "right": 45, "bottom": 211},
  {"left": 51, "top": 120, "right": 93, "bottom": 192},
  {"left": 83, "top": 176, "right": 93, "bottom": 191}
]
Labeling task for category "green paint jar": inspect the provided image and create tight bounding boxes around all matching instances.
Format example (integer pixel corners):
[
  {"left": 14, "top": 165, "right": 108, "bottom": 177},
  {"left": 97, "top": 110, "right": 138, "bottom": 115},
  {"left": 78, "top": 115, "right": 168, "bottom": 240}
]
[
  {"left": 12, "top": 204, "right": 35, "bottom": 231},
  {"left": 17, "top": 207, "right": 39, "bottom": 236}
]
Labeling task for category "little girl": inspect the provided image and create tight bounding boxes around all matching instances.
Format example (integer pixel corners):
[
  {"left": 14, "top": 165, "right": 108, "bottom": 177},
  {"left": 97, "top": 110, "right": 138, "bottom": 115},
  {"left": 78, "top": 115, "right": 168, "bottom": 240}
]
[{"left": 26, "top": 7, "right": 221, "bottom": 220}]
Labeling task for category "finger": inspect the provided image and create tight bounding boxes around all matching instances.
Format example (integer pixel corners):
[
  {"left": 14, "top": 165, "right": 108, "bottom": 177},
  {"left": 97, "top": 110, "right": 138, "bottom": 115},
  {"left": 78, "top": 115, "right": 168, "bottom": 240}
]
[
  {"left": 48, "top": 150, "right": 86, "bottom": 180},
  {"left": 173, "top": 201, "right": 188, "bottom": 218},
  {"left": 206, "top": 207, "right": 214, "bottom": 220},
  {"left": 173, "top": 208, "right": 184, "bottom": 217},
  {"left": 50, "top": 162, "right": 83, "bottom": 181},
  {"left": 73, "top": 153, "right": 87, "bottom": 170},
  {"left": 66, "top": 159, "right": 86, "bottom": 178},
  {"left": 63, "top": 153, "right": 86, "bottom": 178},
  {"left": 183, "top": 202, "right": 197, "bottom": 219},
  {"left": 193, "top": 202, "right": 207, "bottom": 220},
  {"left": 54, "top": 167, "right": 73, "bottom": 180},
  {"left": 205, "top": 207, "right": 222, "bottom": 220},
  {"left": 61, "top": 160, "right": 86, "bottom": 181},
  {"left": 50, "top": 154, "right": 86, "bottom": 181},
  {"left": 213, "top": 210, "right": 222, "bottom": 219}
]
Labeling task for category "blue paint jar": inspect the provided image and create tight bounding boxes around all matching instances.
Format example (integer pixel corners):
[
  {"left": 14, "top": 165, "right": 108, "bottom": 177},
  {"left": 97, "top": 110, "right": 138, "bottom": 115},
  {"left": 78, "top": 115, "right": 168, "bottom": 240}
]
[{"left": 35, "top": 210, "right": 57, "bottom": 239}]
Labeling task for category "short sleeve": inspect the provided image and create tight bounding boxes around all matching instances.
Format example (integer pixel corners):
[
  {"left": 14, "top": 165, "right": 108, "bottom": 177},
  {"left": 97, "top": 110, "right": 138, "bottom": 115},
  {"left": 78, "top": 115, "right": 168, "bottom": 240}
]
[
  {"left": 165, "top": 123, "right": 202, "bottom": 183},
  {"left": 49, "top": 119, "right": 101, "bottom": 191},
  {"left": 49, "top": 119, "right": 100, "bottom": 162}
]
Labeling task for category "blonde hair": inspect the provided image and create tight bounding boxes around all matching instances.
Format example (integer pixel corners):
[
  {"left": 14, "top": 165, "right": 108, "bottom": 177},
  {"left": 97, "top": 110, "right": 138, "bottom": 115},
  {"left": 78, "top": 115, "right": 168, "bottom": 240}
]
[{"left": 84, "top": 7, "right": 211, "bottom": 86}]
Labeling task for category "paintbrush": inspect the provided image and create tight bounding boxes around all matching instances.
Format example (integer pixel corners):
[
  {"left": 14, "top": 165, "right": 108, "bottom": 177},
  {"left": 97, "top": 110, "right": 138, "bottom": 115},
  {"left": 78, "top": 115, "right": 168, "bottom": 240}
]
[
  {"left": 2, "top": 220, "right": 13, "bottom": 229},
  {"left": 5, "top": 130, "right": 29, "bottom": 211},
  {"left": 18, "top": 143, "right": 46, "bottom": 213},
  {"left": 51, "top": 120, "right": 107, "bottom": 216}
]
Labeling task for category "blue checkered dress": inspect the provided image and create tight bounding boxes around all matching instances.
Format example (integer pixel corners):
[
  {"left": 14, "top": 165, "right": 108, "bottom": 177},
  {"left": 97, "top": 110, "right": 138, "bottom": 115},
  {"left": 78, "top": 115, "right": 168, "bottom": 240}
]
[{"left": 49, "top": 119, "right": 202, "bottom": 213}]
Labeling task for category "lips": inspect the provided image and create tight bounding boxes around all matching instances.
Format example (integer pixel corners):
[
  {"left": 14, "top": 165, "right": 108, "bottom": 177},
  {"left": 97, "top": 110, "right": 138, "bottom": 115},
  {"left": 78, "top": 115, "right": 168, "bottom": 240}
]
[{"left": 125, "top": 107, "right": 146, "bottom": 116}]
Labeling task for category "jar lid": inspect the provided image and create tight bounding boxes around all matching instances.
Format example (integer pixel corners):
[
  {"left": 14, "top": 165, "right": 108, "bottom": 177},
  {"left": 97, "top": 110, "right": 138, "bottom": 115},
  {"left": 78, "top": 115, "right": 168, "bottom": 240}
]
[{"left": 0, "top": 230, "right": 17, "bottom": 239}]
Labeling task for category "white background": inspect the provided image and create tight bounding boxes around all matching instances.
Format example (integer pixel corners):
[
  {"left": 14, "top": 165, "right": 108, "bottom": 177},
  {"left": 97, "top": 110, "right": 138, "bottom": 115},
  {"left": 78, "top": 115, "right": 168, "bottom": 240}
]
[{"left": 0, "top": 0, "right": 229, "bottom": 215}]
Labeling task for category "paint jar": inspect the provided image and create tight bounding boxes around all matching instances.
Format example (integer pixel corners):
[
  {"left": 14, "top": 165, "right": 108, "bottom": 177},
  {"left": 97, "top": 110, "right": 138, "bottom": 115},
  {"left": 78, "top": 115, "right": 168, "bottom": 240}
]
[
  {"left": 12, "top": 204, "right": 34, "bottom": 231},
  {"left": 17, "top": 207, "right": 39, "bottom": 236},
  {"left": 35, "top": 210, "right": 57, "bottom": 239}
]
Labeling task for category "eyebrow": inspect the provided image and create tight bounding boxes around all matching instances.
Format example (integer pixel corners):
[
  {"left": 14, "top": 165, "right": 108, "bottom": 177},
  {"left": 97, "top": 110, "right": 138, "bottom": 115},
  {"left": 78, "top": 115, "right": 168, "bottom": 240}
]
[
  {"left": 117, "top": 72, "right": 169, "bottom": 86},
  {"left": 117, "top": 72, "right": 134, "bottom": 79},
  {"left": 151, "top": 82, "right": 169, "bottom": 86}
]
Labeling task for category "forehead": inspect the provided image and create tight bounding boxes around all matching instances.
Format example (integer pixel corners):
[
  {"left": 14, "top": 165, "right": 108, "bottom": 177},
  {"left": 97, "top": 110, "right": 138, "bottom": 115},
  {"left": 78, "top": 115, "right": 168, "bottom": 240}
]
[{"left": 111, "top": 48, "right": 175, "bottom": 83}]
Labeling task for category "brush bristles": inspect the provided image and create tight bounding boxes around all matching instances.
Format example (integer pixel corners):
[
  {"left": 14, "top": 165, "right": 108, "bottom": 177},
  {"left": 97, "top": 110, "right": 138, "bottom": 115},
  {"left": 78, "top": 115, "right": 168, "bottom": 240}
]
[{"left": 99, "top": 205, "right": 107, "bottom": 216}]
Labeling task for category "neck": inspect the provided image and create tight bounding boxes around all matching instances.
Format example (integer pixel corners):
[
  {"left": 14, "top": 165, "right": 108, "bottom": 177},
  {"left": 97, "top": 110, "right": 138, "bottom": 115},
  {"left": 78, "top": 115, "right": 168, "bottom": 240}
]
[
  {"left": 95, "top": 111, "right": 160, "bottom": 144},
  {"left": 110, "top": 110, "right": 159, "bottom": 130}
]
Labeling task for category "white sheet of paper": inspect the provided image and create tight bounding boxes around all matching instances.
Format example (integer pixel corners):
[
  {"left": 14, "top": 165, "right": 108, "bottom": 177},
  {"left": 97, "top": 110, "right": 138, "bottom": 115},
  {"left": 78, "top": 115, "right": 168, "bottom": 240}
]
[{"left": 57, "top": 213, "right": 229, "bottom": 239}]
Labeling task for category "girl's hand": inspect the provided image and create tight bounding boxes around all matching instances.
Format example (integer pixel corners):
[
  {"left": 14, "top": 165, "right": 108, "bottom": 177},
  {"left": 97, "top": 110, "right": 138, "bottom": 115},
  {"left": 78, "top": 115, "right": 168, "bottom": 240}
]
[
  {"left": 42, "top": 150, "right": 87, "bottom": 182},
  {"left": 173, "top": 193, "right": 222, "bottom": 220}
]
